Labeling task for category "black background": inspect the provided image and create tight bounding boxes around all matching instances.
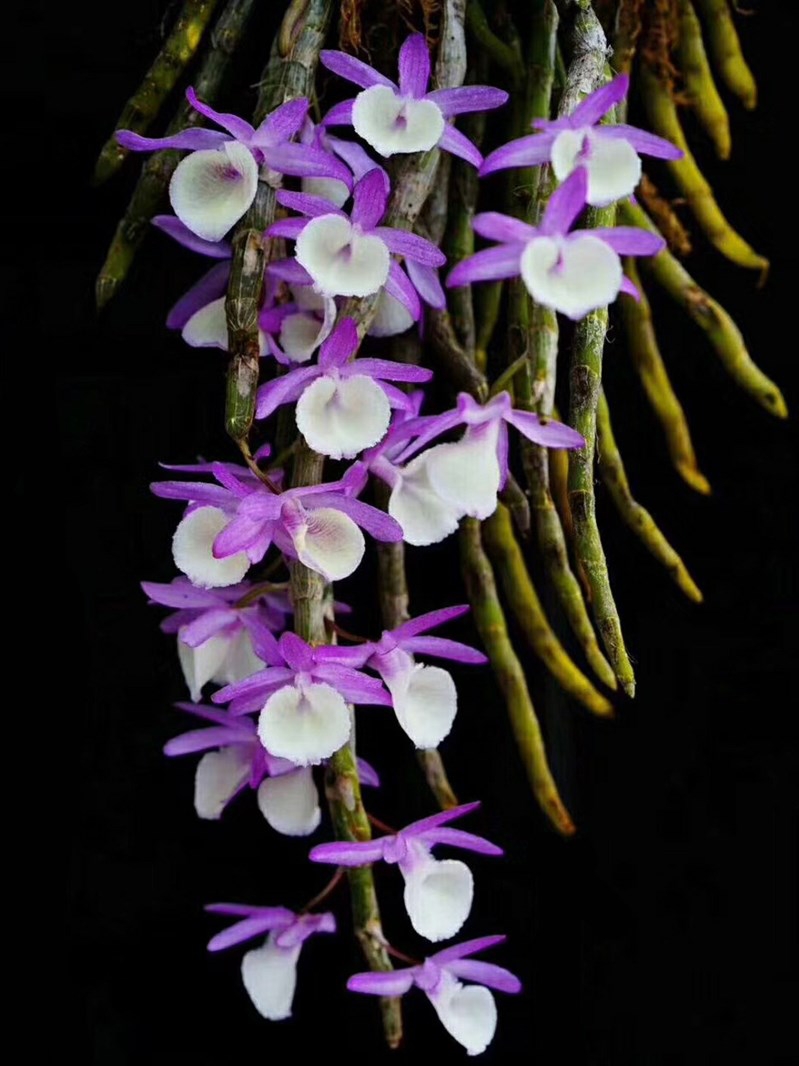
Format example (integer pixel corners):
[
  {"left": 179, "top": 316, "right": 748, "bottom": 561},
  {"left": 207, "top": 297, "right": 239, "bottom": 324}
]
[{"left": 43, "top": 2, "right": 797, "bottom": 1062}]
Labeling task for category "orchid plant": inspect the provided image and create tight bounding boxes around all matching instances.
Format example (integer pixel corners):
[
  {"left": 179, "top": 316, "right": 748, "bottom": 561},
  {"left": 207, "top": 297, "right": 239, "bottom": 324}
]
[{"left": 97, "top": 0, "right": 779, "bottom": 1055}]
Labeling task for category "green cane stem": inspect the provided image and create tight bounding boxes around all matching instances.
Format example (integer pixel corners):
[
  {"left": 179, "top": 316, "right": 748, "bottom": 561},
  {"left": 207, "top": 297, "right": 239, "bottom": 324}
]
[
  {"left": 483, "top": 506, "right": 615, "bottom": 717},
  {"left": 460, "top": 518, "right": 575, "bottom": 835},
  {"left": 96, "top": 0, "right": 258, "bottom": 309},
  {"left": 622, "top": 260, "right": 710, "bottom": 494},
  {"left": 596, "top": 390, "right": 703, "bottom": 603},
  {"left": 677, "top": 0, "right": 731, "bottom": 159},
  {"left": 694, "top": 0, "right": 757, "bottom": 109},
  {"left": 639, "top": 63, "right": 767, "bottom": 276},
  {"left": 93, "top": 0, "right": 221, "bottom": 185},
  {"left": 619, "top": 201, "right": 787, "bottom": 419}
]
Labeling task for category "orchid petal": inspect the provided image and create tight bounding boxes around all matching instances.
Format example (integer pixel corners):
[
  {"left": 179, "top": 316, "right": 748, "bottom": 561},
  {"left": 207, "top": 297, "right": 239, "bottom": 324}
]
[
  {"left": 319, "top": 50, "right": 396, "bottom": 91},
  {"left": 350, "top": 166, "right": 390, "bottom": 230},
  {"left": 369, "top": 290, "right": 416, "bottom": 336},
  {"left": 520, "top": 233, "right": 622, "bottom": 320},
  {"left": 185, "top": 87, "right": 255, "bottom": 141},
  {"left": 276, "top": 188, "right": 348, "bottom": 219},
  {"left": 301, "top": 174, "right": 350, "bottom": 207},
  {"left": 503, "top": 408, "right": 585, "bottom": 449},
  {"left": 264, "top": 143, "right": 352, "bottom": 187},
  {"left": 173, "top": 507, "right": 250, "bottom": 588},
  {"left": 426, "top": 85, "right": 509, "bottom": 117},
  {"left": 350, "top": 358, "right": 432, "bottom": 384},
  {"left": 296, "top": 375, "right": 391, "bottom": 459},
  {"left": 347, "top": 970, "right": 416, "bottom": 996},
  {"left": 426, "top": 431, "right": 501, "bottom": 520},
  {"left": 241, "top": 937, "right": 301, "bottom": 1020},
  {"left": 472, "top": 212, "right": 538, "bottom": 244},
  {"left": 320, "top": 98, "right": 355, "bottom": 127},
  {"left": 311, "top": 494, "right": 403, "bottom": 543},
  {"left": 178, "top": 632, "right": 231, "bottom": 702},
  {"left": 295, "top": 215, "right": 389, "bottom": 297},
  {"left": 385, "top": 261, "right": 422, "bottom": 320},
  {"left": 257, "top": 767, "right": 321, "bottom": 836},
  {"left": 258, "top": 682, "right": 351, "bottom": 765},
  {"left": 250, "top": 97, "right": 309, "bottom": 148},
  {"left": 602, "top": 122, "right": 684, "bottom": 160},
  {"left": 445, "top": 959, "right": 522, "bottom": 994},
  {"left": 309, "top": 839, "right": 385, "bottom": 866},
  {"left": 194, "top": 746, "right": 251, "bottom": 819},
  {"left": 420, "top": 827, "right": 503, "bottom": 856},
  {"left": 397, "top": 33, "right": 430, "bottom": 97},
  {"left": 569, "top": 73, "right": 629, "bottom": 126},
  {"left": 401, "top": 635, "right": 487, "bottom": 664},
  {"left": 388, "top": 451, "right": 463, "bottom": 546},
  {"left": 479, "top": 131, "right": 555, "bottom": 175},
  {"left": 152, "top": 215, "right": 232, "bottom": 259},
  {"left": 405, "top": 258, "right": 445, "bottom": 309},
  {"left": 182, "top": 297, "right": 232, "bottom": 351},
  {"left": 446, "top": 243, "right": 522, "bottom": 288},
  {"left": 291, "top": 507, "right": 366, "bottom": 581},
  {"left": 619, "top": 273, "right": 640, "bottom": 300},
  {"left": 589, "top": 226, "right": 665, "bottom": 257},
  {"left": 277, "top": 313, "right": 325, "bottom": 363},
  {"left": 317, "top": 317, "right": 359, "bottom": 369},
  {"left": 255, "top": 365, "right": 319, "bottom": 419},
  {"left": 402, "top": 854, "right": 473, "bottom": 942},
  {"left": 166, "top": 262, "right": 231, "bottom": 330},
  {"left": 540, "top": 166, "right": 589, "bottom": 236},
  {"left": 353, "top": 85, "right": 444, "bottom": 157},
  {"left": 437, "top": 124, "right": 483, "bottom": 167},
  {"left": 427, "top": 973, "right": 497, "bottom": 1056},
  {"left": 390, "top": 663, "right": 458, "bottom": 749},
  {"left": 213, "top": 628, "right": 265, "bottom": 687},
  {"left": 170, "top": 142, "right": 259, "bottom": 242},
  {"left": 374, "top": 226, "right": 446, "bottom": 266},
  {"left": 116, "top": 128, "right": 228, "bottom": 153}
]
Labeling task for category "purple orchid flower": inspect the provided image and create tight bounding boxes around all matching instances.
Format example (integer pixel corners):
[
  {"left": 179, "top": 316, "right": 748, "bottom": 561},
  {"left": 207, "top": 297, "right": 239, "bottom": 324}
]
[
  {"left": 447, "top": 168, "right": 665, "bottom": 320},
  {"left": 348, "top": 935, "right": 521, "bottom": 1055},
  {"left": 337, "top": 603, "right": 487, "bottom": 749},
  {"left": 311, "top": 800, "right": 501, "bottom": 942},
  {"left": 212, "top": 630, "right": 392, "bottom": 766},
  {"left": 141, "top": 577, "right": 292, "bottom": 701},
  {"left": 297, "top": 117, "right": 378, "bottom": 206},
  {"left": 151, "top": 461, "right": 402, "bottom": 589},
  {"left": 267, "top": 167, "right": 446, "bottom": 301},
  {"left": 319, "top": 33, "right": 508, "bottom": 165},
  {"left": 256, "top": 318, "right": 432, "bottom": 459},
  {"left": 117, "top": 89, "right": 352, "bottom": 242},
  {"left": 206, "top": 904, "right": 336, "bottom": 1021},
  {"left": 359, "top": 389, "right": 584, "bottom": 545},
  {"left": 163, "top": 701, "right": 378, "bottom": 831},
  {"left": 480, "top": 73, "right": 683, "bottom": 205}
]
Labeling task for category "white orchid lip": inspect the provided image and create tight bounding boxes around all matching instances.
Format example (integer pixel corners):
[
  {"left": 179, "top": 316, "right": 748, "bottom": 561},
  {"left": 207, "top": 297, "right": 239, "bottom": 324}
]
[
  {"left": 353, "top": 85, "right": 445, "bottom": 157},
  {"left": 428, "top": 972, "right": 498, "bottom": 1057},
  {"left": 172, "top": 506, "right": 250, "bottom": 589},
  {"left": 388, "top": 450, "right": 463, "bottom": 547},
  {"left": 290, "top": 505, "right": 366, "bottom": 581},
  {"left": 257, "top": 767, "right": 321, "bottom": 836},
  {"left": 178, "top": 631, "right": 230, "bottom": 703},
  {"left": 551, "top": 127, "right": 641, "bottom": 206},
  {"left": 390, "top": 662, "right": 458, "bottom": 749},
  {"left": 425, "top": 428, "right": 502, "bottom": 521},
  {"left": 520, "top": 233, "right": 622, "bottom": 320},
  {"left": 194, "top": 746, "right": 251, "bottom": 820},
  {"left": 402, "top": 852, "right": 474, "bottom": 942},
  {"left": 279, "top": 312, "right": 325, "bottom": 363},
  {"left": 170, "top": 141, "right": 259, "bottom": 242},
  {"left": 296, "top": 374, "right": 391, "bottom": 459},
  {"left": 295, "top": 214, "right": 390, "bottom": 297},
  {"left": 258, "top": 681, "right": 351, "bottom": 765},
  {"left": 241, "top": 936, "right": 302, "bottom": 1020}
]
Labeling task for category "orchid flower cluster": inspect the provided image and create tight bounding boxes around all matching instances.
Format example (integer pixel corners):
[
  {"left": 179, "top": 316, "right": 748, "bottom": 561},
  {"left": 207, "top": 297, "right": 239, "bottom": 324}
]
[{"left": 124, "top": 27, "right": 680, "bottom": 1056}]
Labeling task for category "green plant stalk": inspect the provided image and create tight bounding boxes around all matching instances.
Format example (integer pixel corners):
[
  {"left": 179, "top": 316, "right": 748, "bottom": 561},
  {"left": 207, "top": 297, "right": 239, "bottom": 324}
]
[
  {"left": 622, "top": 260, "right": 710, "bottom": 494},
  {"left": 291, "top": 439, "right": 402, "bottom": 1049},
  {"left": 596, "top": 391, "right": 703, "bottom": 602},
  {"left": 225, "top": 0, "right": 332, "bottom": 447},
  {"left": 483, "top": 505, "right": 614, "bottom": 717},
  {"left": 93, "top": 0, "right": 221, "bottom": 185},
  {"left": 694, "top": 0, "right": 757, "bottom": 109},
  {"left": 677, "top": 0, "right": 731, "bottom": 159},
  {"left": 516, "top": 0, "right": 617, "bottom": 691},
  {"left": 612, "top": 0, "right": 644, "bottom": 117},
  {"left": 620, "top": 201, "right": 787, "bottom": 418},
  {"left": 465, "top": 0, "right": 524, "bottom": 87},
  {"left": 96, "top": 0, "right": 258, "bottom": 309},
  {"left": 639, "top": 63, "right": 767, "bottom": 275},
  {"left": 460, "top": 518, "right": 575, "bottom": 836}
]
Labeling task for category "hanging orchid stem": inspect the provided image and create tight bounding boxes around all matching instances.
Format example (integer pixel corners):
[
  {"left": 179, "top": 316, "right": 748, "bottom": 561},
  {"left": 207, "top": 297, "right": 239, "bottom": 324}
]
[
  {"left": 225, "top": 0, "right": 331, "bottom": 447},
  {"left": 638, "top": 63, "right": 767, "bottom": 277},
  {"left": 677, "top": 0, "right": 731, "bottom": 160},
  {"left": 483, "top": 505, "right": 615, "bottom": 718},
  {"left": 514, "top": 0, "right": 617, "bottom": 692},
  {"left": 234, "top": 579, "right": 288, "bottom": 607},
  {"left": 93, "top": 0, "right": 221, "bottom": 186},
  {"left": 96, "top": 0, "right": 258, "bottom": 308},
  {"left": 612, "top": 0, "right": 644, "bottom": 105},
  {"left": 596, "top": 389, "right": 703, "bottom": 603},
  {"left": 465, "top": 0, "right": 524, "bottom": 89},
  {"left": 637, "top": 173, "right": 692, "bottom": 257},
  {"left": 620, "top": 200, "right": 787, "bottom": 418},
  {"left": 693, "top": 0, "right": 757, "bottom": 109},
  {"left": 621, "top": 259, "right": 710, "bottom": 495},
  {"left": 374, "top": 485, "right": 460, "bottom": 811},
  {"left": 460, "top": 518, "right": 575, "bottom": 836},
  {"left": 290, "top": 436, "right": 402, "bottom": 1047}
]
